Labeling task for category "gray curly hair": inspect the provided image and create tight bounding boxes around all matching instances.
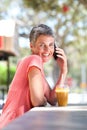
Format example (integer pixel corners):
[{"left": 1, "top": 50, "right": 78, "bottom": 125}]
[{"left": 29, "top": 24, "right": 54, "bottom": 44}]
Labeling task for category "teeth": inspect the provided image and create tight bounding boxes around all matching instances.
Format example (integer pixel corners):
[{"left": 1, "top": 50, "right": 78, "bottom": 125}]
[{"left": 43, "top": 54, "right": 49, "bottom": 56}]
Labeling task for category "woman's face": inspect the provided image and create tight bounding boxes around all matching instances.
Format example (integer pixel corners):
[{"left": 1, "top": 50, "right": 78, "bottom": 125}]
[{"left": 30, "top": 35, "right": 55, "bottom": 62}]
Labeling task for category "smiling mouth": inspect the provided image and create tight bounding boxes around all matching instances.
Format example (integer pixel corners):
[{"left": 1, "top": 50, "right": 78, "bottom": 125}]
[{"left": 43, "top": 53, "right": 49, "bottom": 57}]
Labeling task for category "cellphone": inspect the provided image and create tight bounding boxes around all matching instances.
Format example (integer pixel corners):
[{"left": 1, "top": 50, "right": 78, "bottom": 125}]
[{"left": 53, "top": 44, "right": 58, "bottom": 60}]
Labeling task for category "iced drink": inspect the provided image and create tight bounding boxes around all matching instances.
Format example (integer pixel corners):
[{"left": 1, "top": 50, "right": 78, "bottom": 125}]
[{"left": 55, "top": 86, "right": 69, "bottom": 106}]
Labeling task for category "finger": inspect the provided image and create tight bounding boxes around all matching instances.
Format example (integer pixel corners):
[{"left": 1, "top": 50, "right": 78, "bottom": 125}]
[{"left": 55, "top": 48, "right": 65, "bottom": 56}]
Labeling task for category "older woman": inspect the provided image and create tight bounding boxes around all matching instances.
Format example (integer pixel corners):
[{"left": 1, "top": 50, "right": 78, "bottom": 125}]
[{"left": 0, "top": 24, "right": 67, "bottom": 129}]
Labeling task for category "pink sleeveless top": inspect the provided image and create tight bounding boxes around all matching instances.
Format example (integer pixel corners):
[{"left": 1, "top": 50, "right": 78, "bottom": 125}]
[{"left": 0, "top": 55, "right": 47, "bottom": 129}]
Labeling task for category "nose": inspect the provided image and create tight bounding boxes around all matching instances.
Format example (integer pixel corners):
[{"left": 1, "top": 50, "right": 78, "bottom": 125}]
[{"left": 44, "top": 45, "right": 49, "bottom": 51}]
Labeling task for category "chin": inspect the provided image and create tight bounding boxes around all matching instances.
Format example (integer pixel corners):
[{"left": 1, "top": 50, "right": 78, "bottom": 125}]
[
  {"left": 43, "top": 60, "right": 48, "bottom": 63},
  {"left": 42, "top": 57, "right": 50, "bottom": 63}
]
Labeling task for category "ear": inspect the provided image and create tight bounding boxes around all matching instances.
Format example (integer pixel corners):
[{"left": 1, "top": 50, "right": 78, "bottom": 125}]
[
  {"left": 30, "top": 43, "right": 33, "bottom": 48},
  {"left": 30, "top": 43, "right": 34, "bottom": 49},
  {"left": 30, "top": 43, "right": 35, "bottom": 52}
]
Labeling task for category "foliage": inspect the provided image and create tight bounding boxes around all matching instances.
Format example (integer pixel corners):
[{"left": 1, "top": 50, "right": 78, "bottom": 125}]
[
  {"left": 0, "top": 64, "right": 7, "bottom": 85},
  {"left": 0, "top": 63, "right": 16, "bottom": 85},
  {"left": 0, "top": 0, "right": 87, "bottom": 86},
  {"left": 23, "top": 0, "right": 61, "bottom": 12},
  {"left": 22, "top": 0, "right": 87, "bottom": 65},
  {"left": 23, "top": 0, "right": 87, "bottom": 11}
]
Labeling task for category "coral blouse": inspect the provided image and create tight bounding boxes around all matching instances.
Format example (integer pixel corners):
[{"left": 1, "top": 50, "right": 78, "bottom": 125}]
[{"left": 0, "top": 55, "right": 47, "bottom": 129}]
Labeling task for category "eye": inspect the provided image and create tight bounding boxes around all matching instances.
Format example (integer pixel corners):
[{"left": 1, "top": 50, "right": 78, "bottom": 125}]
[
  {"left": 38, "top": 43, "right": 44, "bottom": 48},
  {"left": 49, "top": 43, "right": 54, "bottom": 48},
  {"left": 39, "top": 43, "right": 44, "bottom": 47}
]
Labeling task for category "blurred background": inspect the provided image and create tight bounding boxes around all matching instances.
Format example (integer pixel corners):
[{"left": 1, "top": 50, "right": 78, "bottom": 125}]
[{"left": 0, "top": 0, "right": 87, "bottom": 109}]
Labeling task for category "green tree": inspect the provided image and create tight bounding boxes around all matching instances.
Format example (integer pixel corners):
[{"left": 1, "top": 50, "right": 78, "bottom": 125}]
[
  {"left": 0, "top": 0, "right": 87, "bottom": 86},
  {"left": 22, "top": 0, "right": 87, "bottom": 85}
]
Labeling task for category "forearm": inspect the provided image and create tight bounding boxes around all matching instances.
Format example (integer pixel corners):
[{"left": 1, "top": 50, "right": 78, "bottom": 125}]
[
  {"left": 32, "top": 96, "right": 47, "bottom": 107},
  {"left": 48, "top": 48, "right": 68, "bottom": 105},
  {"left": 56, "top": 71, "right": 67, "bottom": 86},
  {"left": 38, "top": 96, "right": 47, "bottom": 107}
]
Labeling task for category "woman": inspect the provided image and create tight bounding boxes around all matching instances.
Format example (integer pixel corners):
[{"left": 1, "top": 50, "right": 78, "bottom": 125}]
[{"left": 0, "top": 24, "right": 67, "bottom": 128}]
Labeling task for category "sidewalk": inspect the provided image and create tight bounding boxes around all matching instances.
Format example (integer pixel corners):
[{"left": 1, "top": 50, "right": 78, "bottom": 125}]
[{"left": 68, "top": 93, "right": 87, "bottom": 104}]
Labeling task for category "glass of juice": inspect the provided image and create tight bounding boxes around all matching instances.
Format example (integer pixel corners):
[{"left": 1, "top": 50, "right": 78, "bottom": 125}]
[{"left": 55, "top": 85, "right": 69, "bottom": 106}]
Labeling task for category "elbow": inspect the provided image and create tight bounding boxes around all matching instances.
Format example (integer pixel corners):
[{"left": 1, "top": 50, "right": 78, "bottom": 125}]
[
  {"left": 32, "top": 101, "right": 42, "bottom": 107},
  {"left": 48, "top": 98, "right": 57, "bottom": 106},
  {"left": 50, "top": 102, "right": 57, "bottom": 106},
  {"left": 31, "top": 97, "right": 47, "bottom": 107}
]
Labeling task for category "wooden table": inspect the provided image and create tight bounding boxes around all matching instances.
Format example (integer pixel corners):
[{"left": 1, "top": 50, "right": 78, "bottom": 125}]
[{"left": 2, "top": 106, "right": 87, "bottom": 130}]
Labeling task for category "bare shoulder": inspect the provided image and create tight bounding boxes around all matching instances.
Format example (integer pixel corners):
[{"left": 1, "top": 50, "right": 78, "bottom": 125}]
[{"left": 28, "top": 66, "right": 42, "bottom": 80}]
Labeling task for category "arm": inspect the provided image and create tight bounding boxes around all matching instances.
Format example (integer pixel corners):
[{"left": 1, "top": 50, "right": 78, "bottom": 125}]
[
  {"left": 28, "top": 66, "right": 47, "bottom": 107},
  {"left": 45, "top": 48, "right": 68, "bottom": 105},
  {"left": 56, "top": 47, "right": 68, "bottom": 85}
]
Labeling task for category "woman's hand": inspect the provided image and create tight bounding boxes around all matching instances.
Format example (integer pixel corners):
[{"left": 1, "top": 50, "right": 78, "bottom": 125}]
[{"left": 55, "top": 47, "right": 67, "bottom": 75}]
